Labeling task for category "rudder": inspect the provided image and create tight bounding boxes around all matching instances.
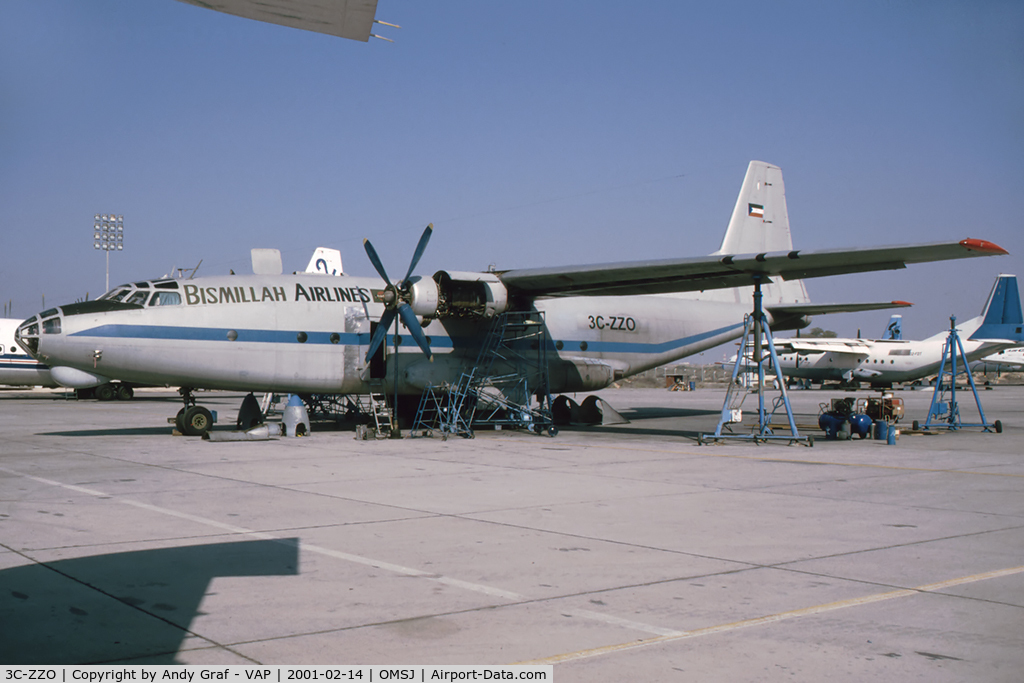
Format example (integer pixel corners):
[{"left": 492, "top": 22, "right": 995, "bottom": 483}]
[{"left": 714, "top": 161, "right": 808, "bottom": 306}]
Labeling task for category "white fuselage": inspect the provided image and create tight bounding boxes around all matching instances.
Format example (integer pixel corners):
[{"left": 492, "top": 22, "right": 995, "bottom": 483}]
[
  {"left": 0, "top": 318, "right": 55, "bottom": 387},
  {"left": 19, "top": 274, "right": 762, "bottom": 396},
  {"left": 972, "top": 346, "right": 1024, "bottom": 374},
  {"left": 772, "top": 318, "right": 1011, "bottom": 385}
]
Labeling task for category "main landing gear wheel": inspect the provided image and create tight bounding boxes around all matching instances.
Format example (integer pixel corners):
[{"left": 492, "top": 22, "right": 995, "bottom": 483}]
[
  {"left": 96, "top": 383, "right": 116, "bottom": 401},
  {"left": 116, "top": 384, "right": 134, "bottom": 401},
  {"left": 181, "top": 406, "right": 213, "bottom": 437}
]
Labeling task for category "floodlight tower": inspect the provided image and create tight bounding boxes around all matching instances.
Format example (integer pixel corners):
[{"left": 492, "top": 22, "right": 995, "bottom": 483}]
[{"left": 93, "top": 214, "right": 124, "bottom": 293}]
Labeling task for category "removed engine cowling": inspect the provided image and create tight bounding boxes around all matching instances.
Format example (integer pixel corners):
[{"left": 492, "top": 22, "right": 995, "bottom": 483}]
[{"left": 431, "top": 271, "right": 509, "bottom": 319}]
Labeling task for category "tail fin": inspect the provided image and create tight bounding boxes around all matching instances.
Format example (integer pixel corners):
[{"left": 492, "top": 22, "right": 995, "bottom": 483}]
[
  {"left": 970, "top": 274, "right": 1024, "bottom": 341},
  {"left": 306, "top": 247, "right": 344, "bottom": 276},
  {"left": 716, "top": 161, "right": 795, "bottom": 255},
  {"left": 883, "top": 314, "right": 903, "bottom": 340},
  {"left": 714, "top": 160, "right": 809, "bottom": 305}
]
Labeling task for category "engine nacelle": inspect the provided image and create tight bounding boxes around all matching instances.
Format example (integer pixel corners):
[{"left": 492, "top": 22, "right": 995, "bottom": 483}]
[
  {"left": 433, "top": 271, "right": 509, "bottom": 318},
  {"left": 407, "top": 275, "right": 440, "bottom": 317}
]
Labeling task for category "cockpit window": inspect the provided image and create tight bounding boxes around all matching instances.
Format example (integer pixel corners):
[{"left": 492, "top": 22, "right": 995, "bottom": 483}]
[
  {"left": 154, "top": 281, "right": 180, "bottom": 290},
  {"left": 42, "top": 318, "right": 61, "bottom": 335},
  {"left": 99, "top": 285, "right": 131, "bottom": 301},
  {"left": 149, "top": 291, "right": 182, "bottom": 306},
  {"left": 40, "top": 308, "right": 58, "bottom": 318},
  {"left": 133, "top": 282, "right": 151, "bottom": 289},
  {"left": 126, "top": 291, "right": 150, "bottom": 306},
  {"left": 108, "top": 289, "right": 131, "bottom": 302}
]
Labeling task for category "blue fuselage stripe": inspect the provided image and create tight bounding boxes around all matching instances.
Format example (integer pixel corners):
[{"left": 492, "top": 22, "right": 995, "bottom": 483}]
[{"left": 68, "top": 322, "right": 742, "bottom": 355}]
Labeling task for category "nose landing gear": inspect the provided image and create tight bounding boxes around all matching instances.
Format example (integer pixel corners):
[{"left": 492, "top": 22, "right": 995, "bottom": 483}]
[{"left": 174, "top": 387, "right": 214, "bottom": 436}]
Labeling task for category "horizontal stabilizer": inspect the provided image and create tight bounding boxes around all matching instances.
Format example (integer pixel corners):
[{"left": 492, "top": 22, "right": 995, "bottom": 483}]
[{"left": 766, "top": 300, "right": 912, "bottom": 317}]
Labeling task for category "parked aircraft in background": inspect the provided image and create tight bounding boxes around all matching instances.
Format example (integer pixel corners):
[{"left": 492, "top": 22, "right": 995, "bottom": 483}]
[
  {"left": 883, "top": 314, "right": 903, "bottom": 340},
  {"left": 768, "top": 274, "right": 1023, "bottom": 388},
  {"left": 972, "top": 345, "right": 1024, "bottom": 375},
  {"left": 0, "top": 318, "right": 56, "bottom": 388},
  {"left": 15, "top": 161, "right": 1008, "bottom": 435}
]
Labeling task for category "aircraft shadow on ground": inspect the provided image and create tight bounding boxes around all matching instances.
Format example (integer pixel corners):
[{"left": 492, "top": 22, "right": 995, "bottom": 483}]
[
  {"left": 557, "top": 424, "right": 707, "bottom": 441},
  {"left": 37, "top": 427, "right": 178, "bottom": 437},
  {"left": 0, "top": 538, "right": 299, "bottom": 664},
  {"left": 617, "top": 406, "right": 720, "bottom": 420}
]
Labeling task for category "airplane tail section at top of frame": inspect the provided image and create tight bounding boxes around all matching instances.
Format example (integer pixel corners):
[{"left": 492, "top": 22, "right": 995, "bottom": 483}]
[{"left": 711, "top": 160, "right": 810, "bottom": 307}]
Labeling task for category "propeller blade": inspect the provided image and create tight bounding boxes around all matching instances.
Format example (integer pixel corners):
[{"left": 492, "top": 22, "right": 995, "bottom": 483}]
[
  {"left": 364, "top": 308, "right": 397, "bottom": 362},
  {"left": 402, "top": 223, "right": 433, "bottom": 285},
  {"left": 397, "top": 303, "right": 432, "bottom": 361},
  {"left": 363, "top": 238, "right": 391, "bottom": 284}
]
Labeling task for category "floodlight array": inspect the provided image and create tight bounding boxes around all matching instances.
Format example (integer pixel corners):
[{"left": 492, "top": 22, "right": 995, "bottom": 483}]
[{"left": 94, "top": 214, "right": 124, "bottom": 251}]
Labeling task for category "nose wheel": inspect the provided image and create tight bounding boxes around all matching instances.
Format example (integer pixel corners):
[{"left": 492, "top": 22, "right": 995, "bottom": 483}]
[{"left": 175, "top": 388, "right": 214, "bottom": 436}]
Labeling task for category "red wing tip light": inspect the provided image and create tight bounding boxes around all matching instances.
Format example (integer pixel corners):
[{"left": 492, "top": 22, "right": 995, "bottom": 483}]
[
  {"left": 960, "top": 239, "right": 1008, "bottom": 254},
  {"left": 892, "top": 300, "right": 913, "bottom": 307}
]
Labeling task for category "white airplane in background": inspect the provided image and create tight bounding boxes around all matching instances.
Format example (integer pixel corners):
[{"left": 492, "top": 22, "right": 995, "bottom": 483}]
[
  {"left": 973, "top": 346, "right": 1024, "bottom": 375},
  {"left": 15, "top": 161, "right": 1008, "bottom": 435},
  {"left": 0, "top": 318, "right": 57, "bottom": 388},
  {"left": 769, "top": 274, "right": 1024, "bottom": 388}
]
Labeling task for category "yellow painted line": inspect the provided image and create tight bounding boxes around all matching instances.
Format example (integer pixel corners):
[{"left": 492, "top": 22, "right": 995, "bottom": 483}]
[{"left": 519, "top": 564, "right": 1024, "bottom": 665}]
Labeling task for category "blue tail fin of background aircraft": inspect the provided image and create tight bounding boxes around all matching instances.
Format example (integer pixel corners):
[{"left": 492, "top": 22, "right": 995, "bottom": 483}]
[
  {"left": 883, "top": 314, "right": 902, "bottom": 340},
  {"left": 970, "top": 274, "right": 1024, "bottom": 341}
]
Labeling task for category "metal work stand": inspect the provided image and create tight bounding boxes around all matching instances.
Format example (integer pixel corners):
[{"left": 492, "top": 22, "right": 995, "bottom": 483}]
[
  {"left": 923, "top": 316, "right": 1002, "bottom": 433},
  {"left": 411, "top": 311, "right": 556, "bottom": 438},
  {"left": 700, "top": 279, "right": 811, "bottom": 446}
]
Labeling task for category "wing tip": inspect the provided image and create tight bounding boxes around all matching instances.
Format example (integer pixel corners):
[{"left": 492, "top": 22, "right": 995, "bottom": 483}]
[
  {"left": 960, "top": 238, "right": 1008, "bottom": 255},
  {"left": 892, "top": 300, "right": 913, "bottom": 307}
]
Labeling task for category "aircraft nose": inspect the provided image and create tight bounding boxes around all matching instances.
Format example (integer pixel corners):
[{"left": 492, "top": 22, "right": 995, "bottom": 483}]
[{"left": 15, "top": 308, "right": 63, "bottom": 358}]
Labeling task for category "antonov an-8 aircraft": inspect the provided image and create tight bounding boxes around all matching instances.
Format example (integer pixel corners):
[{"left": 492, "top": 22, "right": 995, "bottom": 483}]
[
  {"left": 15, "top": 162, "right": 1007, "bottom": 435},
  {"left": 770, "top": 274, "right": 1024, "bottom": 388}
]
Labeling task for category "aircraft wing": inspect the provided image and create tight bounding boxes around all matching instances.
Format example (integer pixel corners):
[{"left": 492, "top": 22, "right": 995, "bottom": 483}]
[
  {"left": 174, "top": 0, "right": 380, "bottom": 41},
  {"left": 497, "top": 239, "right": 1006, "bottom": 297},
  {"left": 772, "top": 339, "right": 872, "bottom": 357}
]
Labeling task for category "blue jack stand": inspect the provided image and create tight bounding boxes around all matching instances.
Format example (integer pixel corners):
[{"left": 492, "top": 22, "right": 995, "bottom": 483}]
[
  {"left": 922, "top": 315, "right": 1003, "bottom": 433},
  {"left": 700, "top": 279, "right": 812, "bottom": 446}
]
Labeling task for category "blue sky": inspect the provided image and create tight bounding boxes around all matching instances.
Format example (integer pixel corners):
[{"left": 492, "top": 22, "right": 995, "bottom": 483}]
[{"left": 2, "top": 0, "right": 1022, "bottom": 343}]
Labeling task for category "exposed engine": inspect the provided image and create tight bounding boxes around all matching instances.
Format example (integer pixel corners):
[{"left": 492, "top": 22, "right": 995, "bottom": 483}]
[{"left": 409, "top": 271, "right": 509, "bottom": 320}]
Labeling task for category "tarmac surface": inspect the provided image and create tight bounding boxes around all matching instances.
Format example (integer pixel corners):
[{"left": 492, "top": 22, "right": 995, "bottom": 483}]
[{"left": 1, "top": 384, "right": 1022, "bottom": 680}]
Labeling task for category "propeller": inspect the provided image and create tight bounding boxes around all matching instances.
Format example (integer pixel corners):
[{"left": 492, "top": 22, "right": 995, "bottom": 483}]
[{"left": 363, "top": 223, "right": 434, "bottom": 363}]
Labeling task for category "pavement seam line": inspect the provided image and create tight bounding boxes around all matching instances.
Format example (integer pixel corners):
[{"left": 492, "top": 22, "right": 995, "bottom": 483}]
[{"left": 518, "top": 563, "right": 1024, "bottom": 665}]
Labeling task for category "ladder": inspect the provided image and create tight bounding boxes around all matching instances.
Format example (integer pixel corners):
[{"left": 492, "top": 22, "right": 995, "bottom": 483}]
[
  {"left": 701, "top": 279, "right": 810, "bottom": 446},
  {"left": 416, "top": 311, "right": 555, "bottom": 437},
  {"left": 367, "top": 381, "right": 393, "bottom": 437}
]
